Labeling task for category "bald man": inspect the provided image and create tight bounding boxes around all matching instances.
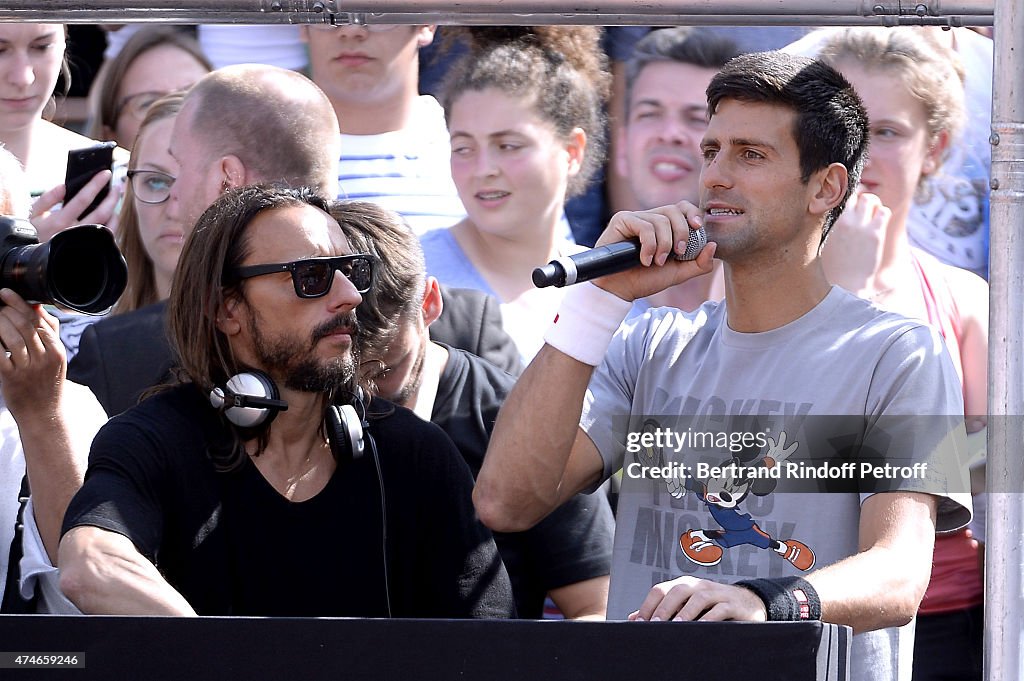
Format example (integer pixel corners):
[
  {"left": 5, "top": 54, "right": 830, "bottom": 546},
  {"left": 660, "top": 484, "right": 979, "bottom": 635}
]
[
  {"left": 167, "top": 63, "right": 342, "bottom": 230},
  {"left": 70, "top": 65, "right": 343, "bottom": 417}
]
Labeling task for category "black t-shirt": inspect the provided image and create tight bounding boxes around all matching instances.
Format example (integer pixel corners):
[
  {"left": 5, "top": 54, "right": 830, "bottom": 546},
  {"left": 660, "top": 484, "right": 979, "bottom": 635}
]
[
  {"left": 63, "top": 384, "right": 513, "bottom": 618},
  {"left": 432, "top": 345, "right": 614, "bottom": 619}
]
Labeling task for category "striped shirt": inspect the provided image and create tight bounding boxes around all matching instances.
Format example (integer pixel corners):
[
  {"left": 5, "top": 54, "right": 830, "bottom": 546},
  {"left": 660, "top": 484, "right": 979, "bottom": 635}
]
[{"left": 337, "top": 95, "right": 465, "bottom": 235}]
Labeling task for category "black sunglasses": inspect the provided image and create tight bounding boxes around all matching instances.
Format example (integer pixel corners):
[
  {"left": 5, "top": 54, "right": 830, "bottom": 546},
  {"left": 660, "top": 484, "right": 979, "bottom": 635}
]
[{"left": 232, "top": 254, "right": 376, "bottom": 297}]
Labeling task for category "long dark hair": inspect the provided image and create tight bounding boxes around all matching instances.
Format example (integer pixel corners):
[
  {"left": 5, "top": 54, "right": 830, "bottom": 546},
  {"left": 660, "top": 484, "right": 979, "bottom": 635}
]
[
  {"left": 168, "top": 183, "right": 333, "bottom": 394},
  {"left": 168, "top": 184, "right": 342, "bottom": 468}
]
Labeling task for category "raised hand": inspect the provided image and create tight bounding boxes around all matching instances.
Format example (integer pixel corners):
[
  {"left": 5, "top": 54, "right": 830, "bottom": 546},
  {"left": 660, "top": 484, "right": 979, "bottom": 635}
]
[{"left": 29, "top": 171, "right": 121, "bottom": 241}]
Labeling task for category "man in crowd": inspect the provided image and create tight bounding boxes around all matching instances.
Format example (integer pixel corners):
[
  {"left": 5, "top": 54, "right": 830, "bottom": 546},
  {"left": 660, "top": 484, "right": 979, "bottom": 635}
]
[
  {"left": 617, "top": 27, "right": 738, "bottom": 311},
  {"left": 69, "top": 64, "right": 343, "bottom": 415},
  {"left": 59, "top": 185, "right": 514, "bottom": 618},
  {"left": 335, "top": 201, "right": 612, "bottom": 619},
  {"left": 303, "top": 22, "right": 465, "bottom": 235}
]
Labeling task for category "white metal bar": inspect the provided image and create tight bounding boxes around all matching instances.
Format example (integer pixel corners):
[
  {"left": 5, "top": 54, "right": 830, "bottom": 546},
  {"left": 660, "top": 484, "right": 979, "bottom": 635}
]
[
  {"left": 986, "top": 0, "right": 1024, "bottom": 678},
  {"left": 0, "top": 0, "right": 995, "bottom": 25},
  {"left": 0, "top": 0, "right": 1016, "bottom": 677}
]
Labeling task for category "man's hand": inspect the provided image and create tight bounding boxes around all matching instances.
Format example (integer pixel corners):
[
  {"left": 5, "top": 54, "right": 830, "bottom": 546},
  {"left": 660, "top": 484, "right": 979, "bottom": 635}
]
[
  {"left": 592, "top": 201, "right": 716, "bottom": 302},
  {"left": 29, "top": 170, "right": 120, "bottom": 241},
  {"left": 0, "top": 288, "right": 65, "bottom": 419},
  {"left": 628, "top": 575, "right": 767, "bottom": 623}
]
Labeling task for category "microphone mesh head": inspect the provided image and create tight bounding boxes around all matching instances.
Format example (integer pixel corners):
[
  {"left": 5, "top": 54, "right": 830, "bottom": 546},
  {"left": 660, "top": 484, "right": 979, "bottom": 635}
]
[{"left": 675, "top": 226, "right": 708, "bottom": 261}]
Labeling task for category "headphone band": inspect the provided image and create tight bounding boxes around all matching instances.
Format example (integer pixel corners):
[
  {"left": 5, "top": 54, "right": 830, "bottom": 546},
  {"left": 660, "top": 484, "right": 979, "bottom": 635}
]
[{"left": 218, "top": 385, "right": 289, "bottom": 412}]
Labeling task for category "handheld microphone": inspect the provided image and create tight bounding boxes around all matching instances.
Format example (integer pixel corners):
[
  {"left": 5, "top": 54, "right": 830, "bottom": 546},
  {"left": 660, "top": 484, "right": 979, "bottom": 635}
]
[{"left": 532, "top": 226, "right": 707, "bottom": 289}]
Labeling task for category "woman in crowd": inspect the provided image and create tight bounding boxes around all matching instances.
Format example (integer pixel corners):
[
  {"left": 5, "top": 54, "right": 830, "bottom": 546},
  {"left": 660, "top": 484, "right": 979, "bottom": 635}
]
[
  {"left": 420, "top": 27, "right": 610, "bottom": 361},
  {"left": 65, "top": 91, "right": 194, "bottom": 413},
  {"left": 0, "top": 22, "right": 121, "bottom": 236},
  {"left": 87, "top": 26, "right": 211, "bottom": 150},
  {"left": 817, "top": 27, "right": 987, "bottom": 681},
  {"left": 0, "top": 22, "right": 132, "bottom": 359},
  {"left": 112, "top": 91, "right": 186, "bottom": 314}
]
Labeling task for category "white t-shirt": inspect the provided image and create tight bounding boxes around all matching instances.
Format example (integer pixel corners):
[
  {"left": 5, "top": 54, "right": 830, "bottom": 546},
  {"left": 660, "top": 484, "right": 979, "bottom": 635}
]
[
  {"left": 0, "top": 382, "right": 107, "bottom": 611},
  {"left": 197, "top": 25, "right": 308, "bottom": 71},
  {"left": 25, "top": 121, "right": 127, "bottom": 199}
]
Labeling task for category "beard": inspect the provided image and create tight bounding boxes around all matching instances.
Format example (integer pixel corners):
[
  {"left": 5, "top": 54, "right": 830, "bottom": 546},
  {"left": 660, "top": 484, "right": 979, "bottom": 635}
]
[
  {"left": 390, "top": 334, "right": 427, "bottom": 407},
  {"left": 362, "top": 331, "right": 427, "bottom": 408},
  {"left": 247, "top": 311, "right": 359, "bottom": 394}
]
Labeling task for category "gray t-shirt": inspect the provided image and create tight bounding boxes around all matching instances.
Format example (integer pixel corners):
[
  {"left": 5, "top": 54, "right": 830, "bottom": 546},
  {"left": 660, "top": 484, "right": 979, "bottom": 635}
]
[{"left": 581, "top": 286, "right": 970, "bottom": 681}]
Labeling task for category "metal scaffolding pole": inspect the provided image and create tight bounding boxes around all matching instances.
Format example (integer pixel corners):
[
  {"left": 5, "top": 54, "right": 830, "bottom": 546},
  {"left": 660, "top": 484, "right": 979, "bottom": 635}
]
[
  {"left": 0, "top": 0, "right": 995, "bottom": 26},
  {"left": 987, "top": 0, "right": 1024, "bottom": 678},
  {"left": 0, "top": 0, "right": 1018, "bottom": 678}
]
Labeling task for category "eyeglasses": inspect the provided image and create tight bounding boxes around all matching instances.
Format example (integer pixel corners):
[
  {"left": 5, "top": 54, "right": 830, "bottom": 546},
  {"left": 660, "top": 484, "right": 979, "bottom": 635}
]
[
  {"left": 126, "top": 169, "right": 176, "bottom": 205},
  {"left": 115, "top": 90, "right": 172, "bottom": 123},
  {"left": 308, "top": 22, "right": 400, "bottom": 33},
  {"left": 232, "top": 255, "right": 376, "bottom": 297}
]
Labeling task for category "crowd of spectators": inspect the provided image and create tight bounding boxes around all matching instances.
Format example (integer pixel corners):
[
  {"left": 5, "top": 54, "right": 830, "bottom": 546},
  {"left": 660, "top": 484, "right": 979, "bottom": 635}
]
[{"left": 0, "top": 18, "right": 995, "bottom": 681}]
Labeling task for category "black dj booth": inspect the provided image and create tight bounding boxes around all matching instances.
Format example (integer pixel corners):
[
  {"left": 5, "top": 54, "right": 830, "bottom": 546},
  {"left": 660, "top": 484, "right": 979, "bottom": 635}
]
[{"left": 0, "top": 615, "right": 849, "bottom": 680}]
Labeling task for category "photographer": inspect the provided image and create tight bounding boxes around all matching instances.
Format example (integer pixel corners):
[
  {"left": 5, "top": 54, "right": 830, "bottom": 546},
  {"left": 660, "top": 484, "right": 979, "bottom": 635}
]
[{"left": 0, "top": 147, "right": 108, "bottom": 614}]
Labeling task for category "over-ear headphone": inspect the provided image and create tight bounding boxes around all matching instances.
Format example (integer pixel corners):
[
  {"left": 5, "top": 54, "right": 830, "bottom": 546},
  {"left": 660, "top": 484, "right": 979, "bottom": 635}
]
[
  {"left": 325, "top": 386, "right": 369, "bottom": 462},
  {"left": 210, "top": 372, "right": 367, "bottom": 463},
  {"left": 209, "top": 371, "right": 289, "bottom": 428}
]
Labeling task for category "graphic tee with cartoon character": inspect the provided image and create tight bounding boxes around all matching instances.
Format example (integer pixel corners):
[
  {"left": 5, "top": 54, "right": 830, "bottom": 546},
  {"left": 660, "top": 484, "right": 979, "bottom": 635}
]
[{"left": 581, "top": 286, "right": 970, "bottom": 681}]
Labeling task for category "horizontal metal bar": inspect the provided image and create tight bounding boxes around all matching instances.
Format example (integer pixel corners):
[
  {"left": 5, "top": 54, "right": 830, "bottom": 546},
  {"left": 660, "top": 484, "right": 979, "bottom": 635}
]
[
  {"left": 333, "top": 0, "right": 995, "bottom": 11},
  {"left": 0, "top": 0, "right": 1000, "bottom": 13},
  {"left": 0, "top": 14, "right": 995, "bottom": 27},
  {"left": 0, "top": 0, "right": 995, "bottom": 25}
]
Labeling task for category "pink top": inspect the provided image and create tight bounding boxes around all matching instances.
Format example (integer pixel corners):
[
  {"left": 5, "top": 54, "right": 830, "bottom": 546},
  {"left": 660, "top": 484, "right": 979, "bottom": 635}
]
[{"left": 911, "top": 248, "right": 983, "bottom": 615}]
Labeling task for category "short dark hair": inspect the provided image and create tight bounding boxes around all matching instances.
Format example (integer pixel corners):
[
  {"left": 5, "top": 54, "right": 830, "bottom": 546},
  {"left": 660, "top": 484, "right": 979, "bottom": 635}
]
[
  {"left": 624, "top": 27, "right": 740, "bottom": 119},
  {"left": 168, "top": 183, "right": 332, "bottom": 395},
  {"left": 706, "top": 51, "right": 868, "bottom": 244}
]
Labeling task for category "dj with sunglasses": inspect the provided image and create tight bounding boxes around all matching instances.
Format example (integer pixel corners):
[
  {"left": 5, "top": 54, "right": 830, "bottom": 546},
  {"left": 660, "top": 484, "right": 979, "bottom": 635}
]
[{"left": 59, "top": 185, "right": 514, "bottom": 619}]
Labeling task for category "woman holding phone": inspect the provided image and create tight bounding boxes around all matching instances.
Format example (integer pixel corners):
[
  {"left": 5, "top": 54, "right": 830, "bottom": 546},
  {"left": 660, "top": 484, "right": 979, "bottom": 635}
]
[{"left": 0, "top": 22, "right": 124, "bottom": 240}]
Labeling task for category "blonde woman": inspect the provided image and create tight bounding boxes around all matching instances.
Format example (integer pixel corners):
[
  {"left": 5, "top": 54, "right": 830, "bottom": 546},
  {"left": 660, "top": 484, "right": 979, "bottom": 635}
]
[{"left": 818, "top": 27, "right": 987, "bottom": 681}]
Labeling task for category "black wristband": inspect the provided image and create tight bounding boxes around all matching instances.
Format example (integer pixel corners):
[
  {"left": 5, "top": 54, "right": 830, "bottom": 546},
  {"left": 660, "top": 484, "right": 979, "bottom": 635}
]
[{"left": 735, "top": 577, "right": 822, "bottom": 621}]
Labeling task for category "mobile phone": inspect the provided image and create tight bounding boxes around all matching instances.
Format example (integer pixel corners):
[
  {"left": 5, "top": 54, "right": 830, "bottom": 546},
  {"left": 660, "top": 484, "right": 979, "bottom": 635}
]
[{"left": 64, "top": 141, "right": 116, "bottom": 220}]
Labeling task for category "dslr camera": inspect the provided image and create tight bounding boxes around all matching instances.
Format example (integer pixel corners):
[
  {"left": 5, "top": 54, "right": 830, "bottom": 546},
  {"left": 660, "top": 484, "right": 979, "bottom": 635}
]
[{"left": 0, "top": 216, "right": 128, "bottom": 315}]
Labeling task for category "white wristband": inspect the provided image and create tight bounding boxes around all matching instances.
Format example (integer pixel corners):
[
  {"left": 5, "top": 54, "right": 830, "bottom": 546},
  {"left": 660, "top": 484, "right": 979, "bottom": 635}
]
[{"left": 544, "top": 282, "right": 632, "bottom": 366}]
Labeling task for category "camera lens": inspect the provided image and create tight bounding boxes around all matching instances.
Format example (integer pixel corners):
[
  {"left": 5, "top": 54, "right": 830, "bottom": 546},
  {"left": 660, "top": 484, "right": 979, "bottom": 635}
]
[
  {"left": 0, "top": 221, "right": 127, "bottom": 315},
  {"left": 47, "top": 226, "right": 127, "bottom": 313}
]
